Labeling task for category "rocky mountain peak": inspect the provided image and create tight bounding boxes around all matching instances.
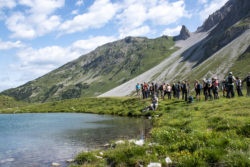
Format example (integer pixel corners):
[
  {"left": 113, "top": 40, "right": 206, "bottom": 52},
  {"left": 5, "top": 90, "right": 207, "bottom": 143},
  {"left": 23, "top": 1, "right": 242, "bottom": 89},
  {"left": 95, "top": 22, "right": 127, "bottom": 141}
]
[
  {"left": 173, "top": 25, "right": 190, "bottom": 41},
  {"left": 197, "top": 0, "right": 250, "bottom": 32}
]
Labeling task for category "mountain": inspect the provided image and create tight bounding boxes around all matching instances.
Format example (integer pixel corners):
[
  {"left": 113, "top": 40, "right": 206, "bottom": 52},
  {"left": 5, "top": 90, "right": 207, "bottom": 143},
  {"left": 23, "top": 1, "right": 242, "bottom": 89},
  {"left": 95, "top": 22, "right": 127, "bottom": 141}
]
[
  {"left": 1, "top": 0, "right": 250, "bottom": 102},
  {"left": 100, "top": 0, "right": 250, "bottom": 97},
  {"left": 1, "top": 36, "right": 176, "bottom": 102}
]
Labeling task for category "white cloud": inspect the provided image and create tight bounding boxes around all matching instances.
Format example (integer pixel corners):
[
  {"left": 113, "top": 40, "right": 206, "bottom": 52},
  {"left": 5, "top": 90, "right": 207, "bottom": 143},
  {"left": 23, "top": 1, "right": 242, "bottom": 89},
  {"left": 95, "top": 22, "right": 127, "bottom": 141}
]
[
  {"left": 0, "top": 75, "right": 23, "bottom": 92},
  {"left": 116, "top": 0, "right": 189, "bottom": 38},
  {"left": 116, "top": 3, "right": 147, "bottom": 30},
  {"left": 0, "top": 0, "right": 16, "bottom": 8},
  {"left": 5, "top": 0, "right": 63, "bottom": 39},
  {"left": 5, "top": 12, "right": 36, "bottom": 39},
  {"left": 71, "top": 36, "right": 117, "bottom": 52},
  {"left": 148, "top": 0, "right": 189, "bottom": 25},
  {"left": 76, "top": 0, "right": 84, "bottom": 6},
  {"left": 199, "top": 0, "right": 228, "bottom": 21},
  {"left": 59, "top": 0, "right": 118, "bottom": 34},
  {"left": 163, "top": 26, "right": 182, "bottom": 36},
  {"left": 19, "top": 0, "right": 64, "bottom": 15},
  {"left": 71, "top": 10, "right": 79, "bottom": 15},
  {"left": 119, "top": 26, "right": 150, "bottom": 38},
  {"left": 0, "top": 39, "right": 24, "bottom": 50},
  {"left": 198, "top": 0, "right": 208, "bottom": 4}
]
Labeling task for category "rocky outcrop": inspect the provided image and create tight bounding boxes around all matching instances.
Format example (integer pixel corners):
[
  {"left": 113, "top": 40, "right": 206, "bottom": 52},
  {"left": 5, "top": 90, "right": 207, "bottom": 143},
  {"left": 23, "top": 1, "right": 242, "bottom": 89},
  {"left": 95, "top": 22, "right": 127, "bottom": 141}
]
[
  {"left": 197, "top": 0, "right": 250, "bottom": 32},
  {"left": 173, "top": 25, "right": 191, "bottom": 41}
]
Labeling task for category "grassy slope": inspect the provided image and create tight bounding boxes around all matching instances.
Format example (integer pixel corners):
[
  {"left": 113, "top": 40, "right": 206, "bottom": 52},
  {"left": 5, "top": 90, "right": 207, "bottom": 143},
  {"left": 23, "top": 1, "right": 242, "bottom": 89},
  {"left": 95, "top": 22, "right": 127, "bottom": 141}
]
[
  {"left": 229, "top": 45, "right": 250, "bottom": 78},
  {"left": 0, "top": 95, "right": 27, "bottom": 109},
  {"left": 0, "top": 93, "right": 249, "bottom": 166},
  {"left": 72, "top": 97, "right": 249, "bottom": 167},
  {"left": 1, "top": 37, "right": 177, "bottom": 102},
  {"left": 0, "top": 96, "right": 151, "bottom": 117},
  {"left": 69, "top": 96, "right": 250, "bottom": 167}
]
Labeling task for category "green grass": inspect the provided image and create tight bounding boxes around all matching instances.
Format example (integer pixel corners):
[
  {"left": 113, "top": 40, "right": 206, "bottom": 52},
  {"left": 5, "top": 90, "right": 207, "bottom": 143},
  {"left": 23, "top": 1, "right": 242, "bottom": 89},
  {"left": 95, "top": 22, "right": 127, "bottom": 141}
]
[
  {"left": 0, "top": 96, "right": 156, "bottom": 117},
  {"left": 0, "top": 95, "right": 27, "bottom": 109},
  {"left": 67, "top": 96, "right": 249, "bottom": 167},
  {"left": 0, "top": 93, "right": 249, "bottom": 167}
]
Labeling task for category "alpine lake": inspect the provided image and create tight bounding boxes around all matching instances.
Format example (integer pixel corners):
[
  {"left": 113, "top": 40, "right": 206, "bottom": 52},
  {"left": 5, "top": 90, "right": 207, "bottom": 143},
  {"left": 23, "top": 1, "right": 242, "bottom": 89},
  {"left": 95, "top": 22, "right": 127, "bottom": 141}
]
[{"left": 0, "top": 113, "right": 151, "bottom": 167}]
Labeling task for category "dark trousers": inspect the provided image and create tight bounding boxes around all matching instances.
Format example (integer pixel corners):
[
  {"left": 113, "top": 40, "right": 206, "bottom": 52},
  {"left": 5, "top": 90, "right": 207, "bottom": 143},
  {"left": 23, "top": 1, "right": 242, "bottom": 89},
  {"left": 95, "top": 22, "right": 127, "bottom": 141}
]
[
  {"left": 236, "top": 86, "right": 243, "bottom": 96},
  {"left": 183, "top": 91, "right": 188, "bottom": 101},
  {"left": 227, "top": 85, "right": 235, "bottom": 98}
]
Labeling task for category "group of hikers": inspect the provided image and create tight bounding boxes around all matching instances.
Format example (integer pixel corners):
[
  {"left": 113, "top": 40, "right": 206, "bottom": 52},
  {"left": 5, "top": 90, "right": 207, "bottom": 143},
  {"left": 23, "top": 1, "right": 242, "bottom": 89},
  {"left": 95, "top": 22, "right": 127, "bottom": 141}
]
[{"left": 137, "top": 72, "right": 250, "bottom": 111}]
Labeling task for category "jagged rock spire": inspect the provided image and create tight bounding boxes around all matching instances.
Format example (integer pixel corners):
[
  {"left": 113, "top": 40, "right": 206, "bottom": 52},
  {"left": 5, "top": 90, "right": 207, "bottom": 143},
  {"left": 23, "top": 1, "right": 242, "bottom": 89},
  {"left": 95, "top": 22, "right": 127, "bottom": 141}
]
[{"left": 173, "top": 25, "right": 190, "bottom": 41}]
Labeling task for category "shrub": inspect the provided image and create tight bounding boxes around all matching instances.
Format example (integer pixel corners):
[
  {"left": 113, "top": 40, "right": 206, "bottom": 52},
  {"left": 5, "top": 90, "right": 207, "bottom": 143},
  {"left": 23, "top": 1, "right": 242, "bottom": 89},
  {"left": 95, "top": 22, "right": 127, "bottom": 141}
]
[{"left": 74, "top": 152, "right": 98, "bottom": 165}]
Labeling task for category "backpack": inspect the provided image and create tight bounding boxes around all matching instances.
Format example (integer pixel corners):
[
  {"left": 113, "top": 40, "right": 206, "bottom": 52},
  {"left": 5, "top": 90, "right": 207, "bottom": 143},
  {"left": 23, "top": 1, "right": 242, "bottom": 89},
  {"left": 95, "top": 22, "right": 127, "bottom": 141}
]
[
  {"left": 228, "top": 75, "right": 233, "bottom": 84},
  {"left": 174, "top": 84, "right": 179, "bottom": 91},
  {"left": 188, "top": 96, "right": 193, "bottom": 103},
  {"left": 247, "top": 76, "right": 250, "bottom": 86},
  {"left": 197, "top": 83, "right": 202, "bottom": 90},
  {"left": 206, "top": 80, "right": 212, "bottom": 87}
]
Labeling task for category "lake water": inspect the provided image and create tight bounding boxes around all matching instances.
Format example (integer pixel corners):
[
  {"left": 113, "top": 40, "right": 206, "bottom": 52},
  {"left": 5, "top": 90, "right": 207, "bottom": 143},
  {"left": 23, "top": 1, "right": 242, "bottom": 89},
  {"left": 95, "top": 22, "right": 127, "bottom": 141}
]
[{"left": 0, "top": 113, "right": 151, "bottom": 167}]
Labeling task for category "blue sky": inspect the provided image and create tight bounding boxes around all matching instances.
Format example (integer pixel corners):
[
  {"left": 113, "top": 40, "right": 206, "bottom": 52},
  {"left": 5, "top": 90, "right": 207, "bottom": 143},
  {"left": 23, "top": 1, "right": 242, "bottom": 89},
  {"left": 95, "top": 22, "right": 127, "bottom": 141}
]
[{"left": 0, "top": 0, "right": 228, "bottom": 92}]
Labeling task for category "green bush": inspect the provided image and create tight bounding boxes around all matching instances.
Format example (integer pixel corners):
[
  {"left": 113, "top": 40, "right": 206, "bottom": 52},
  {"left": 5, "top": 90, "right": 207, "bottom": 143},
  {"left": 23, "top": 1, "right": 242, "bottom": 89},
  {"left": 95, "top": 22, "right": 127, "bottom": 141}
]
[
  {"left": 74, "top": 152, "right": 98, "bottom": 165},
  {"left": 105, "top": 145, "right": 148, "bottom": 166}
]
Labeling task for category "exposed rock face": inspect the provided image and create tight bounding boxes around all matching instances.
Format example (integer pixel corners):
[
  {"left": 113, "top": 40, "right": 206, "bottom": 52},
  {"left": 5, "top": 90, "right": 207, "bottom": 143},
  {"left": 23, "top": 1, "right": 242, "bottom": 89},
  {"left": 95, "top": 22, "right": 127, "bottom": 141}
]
[
  {"left": 173, "top": 25, "right": 191, "bottom": 41},
  {"left": 194, "top": 0, "right": 250, "bottom": 65},
  {"left": 197, "top": 0, "right": 250, "bottom": 32}
]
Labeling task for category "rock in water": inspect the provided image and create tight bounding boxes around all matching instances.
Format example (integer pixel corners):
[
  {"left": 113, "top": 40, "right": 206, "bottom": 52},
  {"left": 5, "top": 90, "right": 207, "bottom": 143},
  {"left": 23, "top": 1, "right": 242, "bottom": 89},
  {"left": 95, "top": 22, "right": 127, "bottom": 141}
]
[{"left": 51, "top": 162, "right": 60, "bottom": 166}]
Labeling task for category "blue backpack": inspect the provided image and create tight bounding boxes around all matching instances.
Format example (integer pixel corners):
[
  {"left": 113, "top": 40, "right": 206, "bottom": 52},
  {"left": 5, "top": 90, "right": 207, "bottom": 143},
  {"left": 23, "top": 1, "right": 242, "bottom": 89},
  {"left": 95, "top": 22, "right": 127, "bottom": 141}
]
[{"left": 197, "top": 83, "right": 202, "bottom": 89}]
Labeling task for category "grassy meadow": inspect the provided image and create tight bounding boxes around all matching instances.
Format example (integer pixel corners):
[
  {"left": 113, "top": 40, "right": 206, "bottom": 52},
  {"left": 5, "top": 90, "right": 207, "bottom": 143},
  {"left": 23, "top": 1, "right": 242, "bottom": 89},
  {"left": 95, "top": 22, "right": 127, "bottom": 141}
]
[
  {"left": 68, "top": 96, "right": 249, "bottom": 167},
  {"left": 0, "top": 92, "right": 249, "bottom": 166}
]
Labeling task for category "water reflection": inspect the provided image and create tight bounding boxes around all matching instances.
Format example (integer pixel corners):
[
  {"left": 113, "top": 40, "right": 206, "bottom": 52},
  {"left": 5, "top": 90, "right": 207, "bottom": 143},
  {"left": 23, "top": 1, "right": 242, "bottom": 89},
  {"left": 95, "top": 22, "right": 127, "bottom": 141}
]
[
  {"left": 64, "top": 117, "right": 151, "bottom": 148},
  {"left": 0, "top": 113, "right": 151, "bottom": 167}
]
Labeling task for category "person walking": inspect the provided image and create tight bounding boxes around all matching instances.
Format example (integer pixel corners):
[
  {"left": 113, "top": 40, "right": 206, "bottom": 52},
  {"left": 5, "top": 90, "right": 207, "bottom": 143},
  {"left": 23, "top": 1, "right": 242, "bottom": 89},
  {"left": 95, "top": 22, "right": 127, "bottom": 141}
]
[
  {"left": 235, "top": 77, "right": 243, "bottom": 96},
  {"left": 225, "top": 72, "right": 236, "bottom": 98},
  {"left": 194, "top": 80, "right": 202, "bottom": 101},
  {"left": 182, "top": 80, "right": 189, "bottom": 101},
  {"left": 242, "top": 72, "right": 250, "bottom": 97},
  {"left": 136, "top": 83, "right": 141, "bottom": 97},
  {"left": 212, "top": 77, "right": 219, "bottom": 99}
]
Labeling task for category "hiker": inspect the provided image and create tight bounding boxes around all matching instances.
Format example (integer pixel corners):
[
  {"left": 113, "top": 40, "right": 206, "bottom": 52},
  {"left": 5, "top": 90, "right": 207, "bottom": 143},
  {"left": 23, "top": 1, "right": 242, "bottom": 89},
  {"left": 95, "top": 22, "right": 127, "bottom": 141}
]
[
  {"left": 154, "top": 82, "right": 159, "bottom": 97},
  {"left": 225, "top": 72, "right": 236, "bottom": 98},
  {"left": 194, "top": 80, "right": 202, "bottom": 101},
  {"left": 212, "top": 77, "right": 219, "bottom": 99},
  {"left": 143, "top": 82, "right": 149, "bottom": 99},
  {"left": 175, "top": 81, "right": 181, "bottom": 99},
  {"left": 166, "top": 84, "right": 172, "bottom": 99},
  {"left": 136, "top": 83, "right": 141, "bottom": 97},
  {"left": 149, "top": 82, "right": 155, "bottom": 97},
  {"left": 203, "top": 78, "right": 212, "bottom": 101},
  {"left": 150, "top": 95, "right": 159, "bottom": 111},
  {"left": 221, "top": 79, "right": 227, "bottom": 97},
  {"left": 242, "top": 72, "right": 250, "bottom": 97},
  {"left": 162, "top": 83, "right": 166, "bottom": 99},
  {"left": 172, "top": 83, "right": 176, "bottom": 98},
  {"left": 235, "top": 77, "right": 243, "bottom": 96},
  {"left": 141, "top": 83, "right": 145, "bottom": 99},
  {"left": 158, "top": 83, "right": 163, "bottom": 99},
  {"left": 181, "top": 80, "right": 189, "bottom": 101}
]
